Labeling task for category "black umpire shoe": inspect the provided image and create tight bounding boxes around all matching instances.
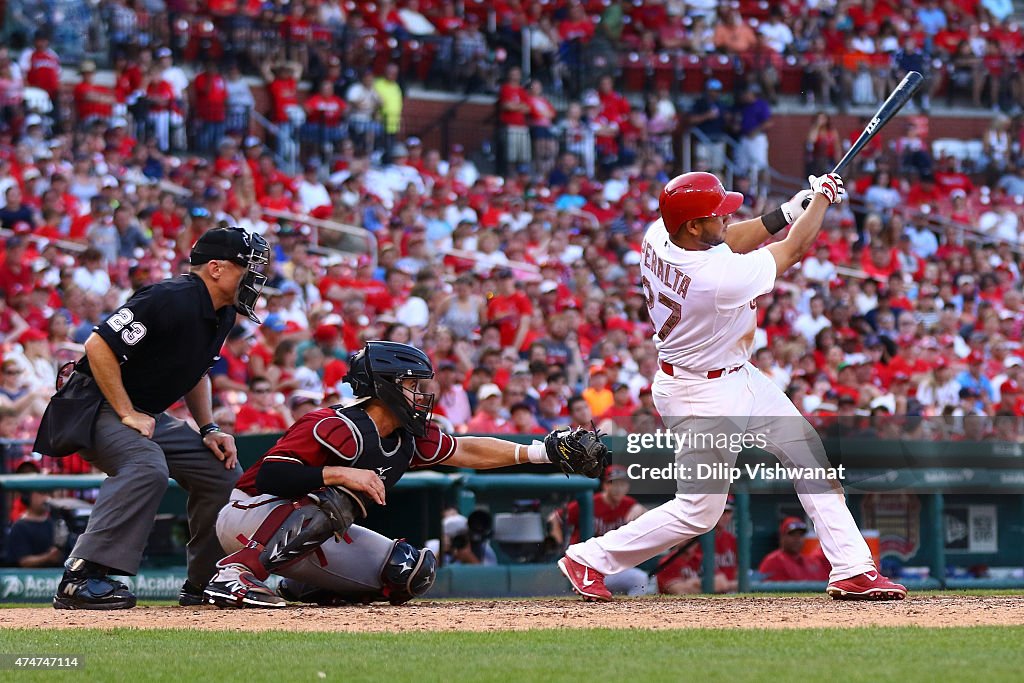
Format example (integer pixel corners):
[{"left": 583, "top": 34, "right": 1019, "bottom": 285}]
[
  {"left": 53, "top": 558, "right": 137, "bottom": 610},
  {"left": 178, "top": 580, "right": 205, "bottom": 607}
]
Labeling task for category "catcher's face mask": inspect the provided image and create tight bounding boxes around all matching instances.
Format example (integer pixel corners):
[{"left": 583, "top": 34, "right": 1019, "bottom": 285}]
[{"left": 381, "top": 376, "right": 434, "bottom": 438}]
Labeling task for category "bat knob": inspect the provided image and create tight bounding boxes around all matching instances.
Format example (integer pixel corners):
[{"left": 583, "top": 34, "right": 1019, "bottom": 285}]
[{"left": 801, "top": 196, "right": 812, "bottom": 209}]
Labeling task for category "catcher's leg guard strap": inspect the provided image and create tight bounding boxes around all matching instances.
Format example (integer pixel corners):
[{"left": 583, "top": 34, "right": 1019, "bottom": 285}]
[
  {"left": 380, "top": 541, "right": 437, "bottom": 605},
  {"left": 219, "top": 498, "right": 339, "bottom": 580}
]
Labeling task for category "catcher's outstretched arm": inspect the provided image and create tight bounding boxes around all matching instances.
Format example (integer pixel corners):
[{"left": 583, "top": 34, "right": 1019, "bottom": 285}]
[{"left": 445, "top": 437, "right": 546, "bottom": 469}]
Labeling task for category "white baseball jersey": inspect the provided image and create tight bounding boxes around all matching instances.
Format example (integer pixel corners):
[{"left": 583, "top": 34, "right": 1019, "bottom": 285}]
[{"left": 639, "top": 218, "right": 777, "bottom": 370}]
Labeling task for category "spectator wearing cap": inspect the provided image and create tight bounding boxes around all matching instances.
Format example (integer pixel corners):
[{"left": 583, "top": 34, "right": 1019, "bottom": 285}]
[
  {"left": 235, "top": 376, "right": 290, "bottom": 434},
  {"left": 549, "top": 464, "right": 648, "bottom": 595},
  {"left": 582, "top": 365, "right": 614, "bottom": 419},
  {"left": 15, "top": 327, "right": 56, "bottom": 391},
  {"left": 250, "top": 313, "right": 288, "bottom": 378},
  {"left": 597, "top": 382, "right": 637, "bottom": 434},
  {"left": 73, "top": 60, "right": 114, "bottom": 127},
  {"left": 758, "top": 517, "right": 830, "bottom": 582},
  {"left": 658, "top": 496, "right": 738, "bottom": 595},
  {"left": 191, "top": 59, "right": 229, "bottom": 154},
  {"left": 957, "top": 352, "right": 995, "bottom": 405},
  {"left": 6, "top": 485, "right": 66, "bottom": 568},
  {"left": 464, "top": 383, "right": 514, "bottom": 434},
  {"left": 537, "top": 389, "right": 566, "bottom": 431},
  {"left": 485, "top": 267, "right": 533, "bottom": 352},
  {"left": 288, "top": 390, "right": 322, "bottom": 422}
]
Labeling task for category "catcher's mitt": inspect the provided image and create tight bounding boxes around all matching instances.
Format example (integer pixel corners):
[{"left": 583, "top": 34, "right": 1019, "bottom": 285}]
[{"left": 544, "top": 424, "right": 609, "bottom": 478}]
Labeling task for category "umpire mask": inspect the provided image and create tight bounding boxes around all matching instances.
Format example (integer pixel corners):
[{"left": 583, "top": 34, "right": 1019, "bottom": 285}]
[
  {"left": 343, "top": 341, "right": 435, "bottom": 437},
  {"left": 190, "top": 227, "right": 271, "bottom": 324}
]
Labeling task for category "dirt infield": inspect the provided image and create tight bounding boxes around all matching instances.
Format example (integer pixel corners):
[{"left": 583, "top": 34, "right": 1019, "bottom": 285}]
[{"left": 3, "top": 595, "right": 1024, "bottom": 632}]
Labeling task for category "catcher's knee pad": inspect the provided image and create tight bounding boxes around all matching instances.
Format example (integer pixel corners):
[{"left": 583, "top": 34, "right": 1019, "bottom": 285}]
[
  {"left": 221, "top": 489, "right": 364, "bottom": 579},
  {"left": 379, "top": 541, "right": 436, "bottom": 605}
]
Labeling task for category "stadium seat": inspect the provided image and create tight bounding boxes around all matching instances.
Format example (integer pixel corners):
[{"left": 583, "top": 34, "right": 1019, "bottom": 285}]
[
  {"left": 621, "top": 52, "right": 647, "bottom": 92},
  {"left": 681, "top": 54, "right": 705, "bottom": 93}
]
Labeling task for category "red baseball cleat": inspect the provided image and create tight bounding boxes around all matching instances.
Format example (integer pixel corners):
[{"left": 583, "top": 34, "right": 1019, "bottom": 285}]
[
  {"left": 558, "top": 556, "right": 613, "bottom": 602},
  {"left": 826, "top": 571, "right": 907, "bottom": 600}
]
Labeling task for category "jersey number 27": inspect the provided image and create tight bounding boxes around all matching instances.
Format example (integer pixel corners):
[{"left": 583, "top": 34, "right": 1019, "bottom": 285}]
[{"left": 641, "top": 276, "right": 682, "bottom": 339}]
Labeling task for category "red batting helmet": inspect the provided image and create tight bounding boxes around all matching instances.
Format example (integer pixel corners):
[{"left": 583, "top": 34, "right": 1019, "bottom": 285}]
[{"left": 659, "top": 172, "right": 744, "bottom": 234}]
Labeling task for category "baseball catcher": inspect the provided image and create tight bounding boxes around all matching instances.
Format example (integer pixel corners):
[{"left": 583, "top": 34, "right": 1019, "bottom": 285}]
[{"left": 202, "top": 340, "right": 608, "bottom": 608}]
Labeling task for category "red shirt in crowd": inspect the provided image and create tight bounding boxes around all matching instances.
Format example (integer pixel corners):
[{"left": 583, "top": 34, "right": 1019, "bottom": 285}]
[
  {"left": 27, "top": 48, "right": 60, "bottom": 95},
  {"left": 554, "top": 492, "right": 640, "bottom": 545},
  {"left": 193, "top": 71, "right": 228, "bottom": 122},
  {"left": 656, "top": 529, "right": 739, "bottom": 592},
  {"left": 305, "top": 93, "right": 346, "bottom": 126},
  {"left": 269, "top": 77, "right": 299, "bottom": 123},
  {"left": 758, "top": 548, "right": 830, "bottom": 581},
  {"left": 235, "top": 405, "right": 289, "bottom": 435},
  {"left": 486, "top": 290, "right": 533, "bottom": 347},
  {"left": 498, "top": 82, "right": 530, "bottom": 127},
  {"left": 73, "top": 81, "right": 114, "bottom": 121},
  {"left": 146, "top": 78, "right": 175, "bottom": 112}
]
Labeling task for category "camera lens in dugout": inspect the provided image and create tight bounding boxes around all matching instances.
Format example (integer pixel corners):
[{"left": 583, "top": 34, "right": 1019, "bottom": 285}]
[{"left": 189, "top": 227, "right": 270, "bottom": 323}]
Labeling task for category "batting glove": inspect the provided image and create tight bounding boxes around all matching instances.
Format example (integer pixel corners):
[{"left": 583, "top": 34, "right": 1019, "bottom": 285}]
[
  {"left": 781, "top": 189, "right": 815, "bottom": 223},
  {"left": 807, "top": 173, "right": 845, "bottom": 205}
]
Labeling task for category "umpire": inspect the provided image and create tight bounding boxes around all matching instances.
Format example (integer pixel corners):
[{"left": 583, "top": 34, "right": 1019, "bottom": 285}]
[{"left": 36, "top": 227, "right": 270, "bottom": 610}]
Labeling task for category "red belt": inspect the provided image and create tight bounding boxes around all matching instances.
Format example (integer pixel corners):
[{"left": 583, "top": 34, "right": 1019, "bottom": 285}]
[{"left": 660, "top": 360, "right": 743, "bottom": 379}]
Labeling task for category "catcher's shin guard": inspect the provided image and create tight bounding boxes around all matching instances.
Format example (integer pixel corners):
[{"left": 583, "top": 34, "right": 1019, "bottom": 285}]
[
  {"left": 380, "top": 541, "right": 437, "bottom": 605},
  {"left": 220, "top": 486, "right": 367, "bottom": 581}
]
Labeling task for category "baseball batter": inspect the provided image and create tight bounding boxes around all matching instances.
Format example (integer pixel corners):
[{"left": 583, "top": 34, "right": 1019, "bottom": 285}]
[{"left": 558, "top": 171, "right": 907, "bottom": 601}]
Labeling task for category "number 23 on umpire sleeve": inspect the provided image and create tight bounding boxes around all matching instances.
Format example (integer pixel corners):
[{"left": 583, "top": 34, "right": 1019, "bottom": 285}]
[
  {"left": 641, "top": 276, "right": 682, "bottom": 339},
  {"left": 106, "top": 309, "right": 148, "bottom": 346}
]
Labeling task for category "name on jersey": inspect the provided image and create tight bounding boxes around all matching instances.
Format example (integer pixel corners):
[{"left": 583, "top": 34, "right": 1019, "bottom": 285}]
[{"left": 642, "top": 241, "right": 691, "bottom": 299}]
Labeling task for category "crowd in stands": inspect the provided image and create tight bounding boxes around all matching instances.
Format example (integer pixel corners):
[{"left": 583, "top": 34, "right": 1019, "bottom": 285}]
[{"left": 0, "top": 1, "right": 1024, "bottom": 479}]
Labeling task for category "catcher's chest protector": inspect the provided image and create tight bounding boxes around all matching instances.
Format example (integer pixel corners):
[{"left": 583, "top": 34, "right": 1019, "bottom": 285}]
[{"left": 319, "top": 405, "right": 417, "bottom": 491}]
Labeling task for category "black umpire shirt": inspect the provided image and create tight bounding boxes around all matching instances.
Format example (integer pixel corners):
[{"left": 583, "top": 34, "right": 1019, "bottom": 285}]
[{"left": 78, "top": 273, "right": 236, "bottom": 414}]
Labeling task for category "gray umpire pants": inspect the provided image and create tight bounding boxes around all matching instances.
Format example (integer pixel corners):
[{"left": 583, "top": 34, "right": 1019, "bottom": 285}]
[{"left": 69, "top": 403, "right": 240, "bottom": 587}]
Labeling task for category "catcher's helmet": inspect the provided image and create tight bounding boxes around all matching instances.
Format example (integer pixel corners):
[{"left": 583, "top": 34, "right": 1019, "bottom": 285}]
[
  {"left": 343, "top": 341, "right": 435, "bottom": 437},
  {"left": 659, "top": 172, "right": 744, "bottom": 234}
]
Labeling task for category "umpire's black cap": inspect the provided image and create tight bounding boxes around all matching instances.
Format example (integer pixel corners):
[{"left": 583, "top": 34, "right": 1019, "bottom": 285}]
[{"left": 190, "top": 227, "right": 259, "bottom": 266}]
